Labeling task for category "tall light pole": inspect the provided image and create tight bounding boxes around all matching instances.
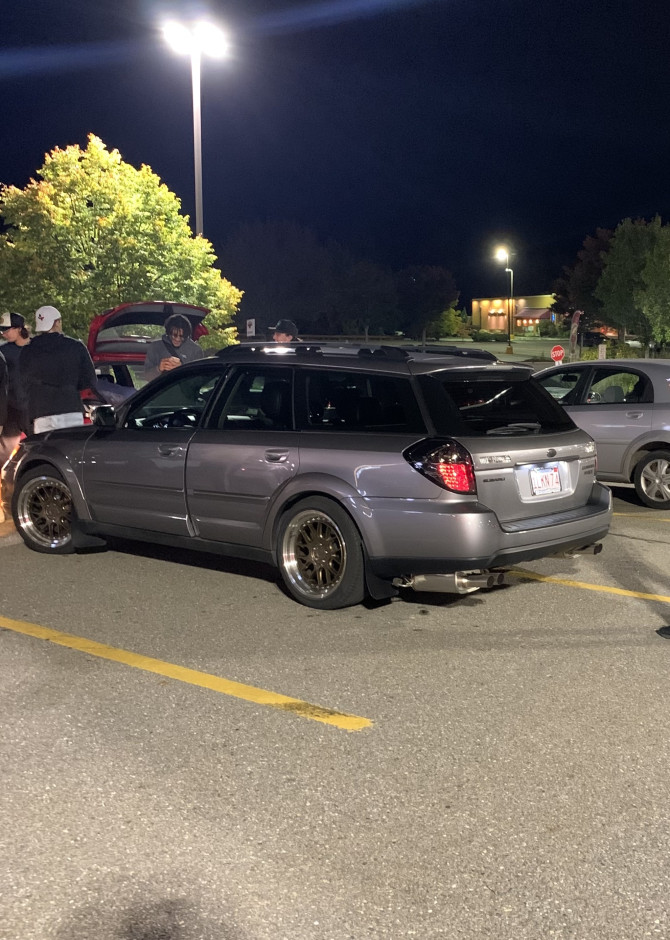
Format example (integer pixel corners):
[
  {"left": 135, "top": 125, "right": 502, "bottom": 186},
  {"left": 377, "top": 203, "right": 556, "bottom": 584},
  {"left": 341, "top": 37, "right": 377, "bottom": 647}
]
[
  {"left": 162, "top": 20, "right": 229, "bottom": 236},
  {"left": 495, "top": 246, "right": 514, "bottom": 353}
]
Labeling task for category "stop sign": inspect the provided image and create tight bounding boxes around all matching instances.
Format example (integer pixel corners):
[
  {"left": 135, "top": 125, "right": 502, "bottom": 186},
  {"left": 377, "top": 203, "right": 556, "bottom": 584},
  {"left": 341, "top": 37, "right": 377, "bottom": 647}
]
[{"left": 550, "top": 344, "right": 565, "bottom": 362}]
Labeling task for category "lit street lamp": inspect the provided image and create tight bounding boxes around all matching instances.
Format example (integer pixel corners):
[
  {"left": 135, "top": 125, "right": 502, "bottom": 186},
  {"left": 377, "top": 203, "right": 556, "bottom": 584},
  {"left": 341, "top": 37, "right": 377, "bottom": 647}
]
[
  {"left": 162, "top": 19, "right": 229, "bottom": 236},
  {"left": 495, "top": 246, "right": 514, "bottom": 353}
]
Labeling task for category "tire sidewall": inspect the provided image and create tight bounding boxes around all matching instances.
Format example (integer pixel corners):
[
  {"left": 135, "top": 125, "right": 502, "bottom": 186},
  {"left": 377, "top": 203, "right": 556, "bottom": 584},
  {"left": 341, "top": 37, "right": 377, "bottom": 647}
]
[
  {"left": 277, "top": 496, "right": 366, "bottom": 609},
  {"left": 12, "top": 463, "right": 75, "bottom": 554},
  {"left": 633, "top": 450, "right": 670, "bottom": 510}
]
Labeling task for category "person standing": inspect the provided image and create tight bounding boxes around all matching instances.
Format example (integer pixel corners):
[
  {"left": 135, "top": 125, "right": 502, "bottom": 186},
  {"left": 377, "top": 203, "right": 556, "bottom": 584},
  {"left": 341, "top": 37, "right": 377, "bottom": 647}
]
[
  {"left": 144, "top": 311, "right": 204, "bottom": 381},
  {"left": 20, "top": 305, "right": 97, "bottom": 433},
  {"left": 0, "top": 312, "right": 31, "bottom": 462}
]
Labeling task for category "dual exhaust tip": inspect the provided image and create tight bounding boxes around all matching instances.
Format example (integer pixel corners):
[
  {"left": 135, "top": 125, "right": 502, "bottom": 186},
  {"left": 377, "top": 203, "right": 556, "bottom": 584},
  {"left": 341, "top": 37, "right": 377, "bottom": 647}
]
[
  {"left": 393, "top": 570, "right": 506, "bottom": 595},
  {"left": 393, "top": 541, "right": 603, "bottom": 595}
]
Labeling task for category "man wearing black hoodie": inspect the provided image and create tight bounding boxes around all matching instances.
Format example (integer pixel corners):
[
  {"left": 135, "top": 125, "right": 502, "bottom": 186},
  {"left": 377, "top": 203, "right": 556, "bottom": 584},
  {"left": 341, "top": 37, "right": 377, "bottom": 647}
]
[{"left": 20, "top": 305, "right": 97, "bottom": 434}]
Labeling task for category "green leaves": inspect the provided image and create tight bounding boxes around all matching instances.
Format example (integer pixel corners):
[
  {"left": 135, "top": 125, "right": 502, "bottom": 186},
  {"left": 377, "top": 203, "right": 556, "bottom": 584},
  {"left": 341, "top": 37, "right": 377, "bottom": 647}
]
[{"left": 0, "top": 135, "right": 241, "bottom": 344}]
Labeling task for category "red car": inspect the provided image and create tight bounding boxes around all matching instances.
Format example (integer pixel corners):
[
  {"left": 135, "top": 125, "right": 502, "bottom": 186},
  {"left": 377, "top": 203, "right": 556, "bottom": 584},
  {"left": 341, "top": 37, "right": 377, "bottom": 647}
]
[{"left": 81, "top": 300, "right": 210, "bottom": 414}]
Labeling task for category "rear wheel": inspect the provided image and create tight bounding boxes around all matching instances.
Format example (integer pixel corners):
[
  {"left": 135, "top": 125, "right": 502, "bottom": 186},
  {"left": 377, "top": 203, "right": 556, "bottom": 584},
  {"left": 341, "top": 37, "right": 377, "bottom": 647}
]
[
  {"left": 277, "top": 497, "right": 366, "bottom": 609},
  {"left": 12, "top": 464, "right": 75, "bottom": 553},
  {"left": 633, "top": 450, "right": 670, "bottom": 509}
]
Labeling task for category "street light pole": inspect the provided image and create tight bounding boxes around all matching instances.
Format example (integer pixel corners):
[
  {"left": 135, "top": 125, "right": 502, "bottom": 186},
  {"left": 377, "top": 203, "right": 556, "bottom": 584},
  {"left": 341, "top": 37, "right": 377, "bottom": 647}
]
[
  {"left": 162, "top": 20, "right": 229, "bottom": 237},
  {"left": 190, "top": 48, "right": 203, "bottom": 236},
  {"left": 495, "top": 247, "right": 514, "bottom": 354}
]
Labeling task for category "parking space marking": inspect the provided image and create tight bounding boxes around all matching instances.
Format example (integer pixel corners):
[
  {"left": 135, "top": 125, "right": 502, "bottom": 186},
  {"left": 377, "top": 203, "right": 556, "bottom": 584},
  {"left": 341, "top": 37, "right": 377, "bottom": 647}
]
[
  {"left": 509, "top": 568, "right": 670, "bottom": 604},
  {"left": 613, "top": 512, "right": 670, "bottom": 521},
  {"left": 0, "top": 615, "right": 372, "bottom": 732}
]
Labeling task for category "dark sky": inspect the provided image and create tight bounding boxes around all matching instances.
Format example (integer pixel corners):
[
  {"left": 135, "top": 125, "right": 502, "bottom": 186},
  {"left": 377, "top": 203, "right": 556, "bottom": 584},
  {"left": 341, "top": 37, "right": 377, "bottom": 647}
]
[{"left": 3, "top": 0, "right": 670, "bottom": 305}]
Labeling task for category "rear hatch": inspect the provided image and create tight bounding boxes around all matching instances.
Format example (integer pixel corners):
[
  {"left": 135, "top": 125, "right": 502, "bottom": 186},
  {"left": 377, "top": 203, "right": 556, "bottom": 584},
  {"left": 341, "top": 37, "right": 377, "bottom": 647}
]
[
  {"left": 417, "top": 365, "right": 598, "bottom": 523},
  {"left": 87, "top": 301, "right": 209, "bottom": 364}
]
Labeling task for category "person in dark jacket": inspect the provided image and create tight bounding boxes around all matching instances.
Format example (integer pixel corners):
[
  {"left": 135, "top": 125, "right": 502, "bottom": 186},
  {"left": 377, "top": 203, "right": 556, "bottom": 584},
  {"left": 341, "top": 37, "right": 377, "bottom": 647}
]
[
  {"left": 0, "top": 312, "right": 31, "bottom": 462},
  {"left": 20, "top": 305, "right": 97, "bottom": 434},
  {"left": 143, "top": 312, "right": 204, "bottom": 381},
  {"left": 0, "top": 347, "right": 8, "bottom": 436}
]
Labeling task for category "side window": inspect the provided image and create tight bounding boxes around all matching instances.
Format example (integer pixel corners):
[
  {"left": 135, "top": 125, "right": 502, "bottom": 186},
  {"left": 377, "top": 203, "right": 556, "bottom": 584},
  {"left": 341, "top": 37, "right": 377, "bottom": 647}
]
[
  {"left": 212, "top": 366, "right": 293, "bottom": 430},
  {"left": 298, "top": 369, "right": 426, "bottom": 433},
  {"left": 586, "top": 369, "right": 652, "bottom": 405},
  {"left": 123, "top": 368, "right": 221, "bottom": 429},
  {"left": 536, "top": 370, "right": 583, "bottom": 403}
]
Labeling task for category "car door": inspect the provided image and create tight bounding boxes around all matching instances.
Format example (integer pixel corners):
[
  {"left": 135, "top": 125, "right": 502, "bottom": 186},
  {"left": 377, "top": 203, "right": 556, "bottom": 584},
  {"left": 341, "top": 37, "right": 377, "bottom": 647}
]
[
  {"left": 557, "top": 366, "right": 653, "bottom": 475},
  {"left": 184, "top": 364, "right": 299, "bottom": 547},
  {"left": 82, "top": 365, "right": 224, "bottom": 535}
]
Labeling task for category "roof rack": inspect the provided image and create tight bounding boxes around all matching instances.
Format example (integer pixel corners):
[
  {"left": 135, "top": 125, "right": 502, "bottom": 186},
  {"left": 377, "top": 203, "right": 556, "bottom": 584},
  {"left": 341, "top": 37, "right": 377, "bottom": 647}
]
[{"left": 215, "top": 341, "right": 499, "bottom": 363}]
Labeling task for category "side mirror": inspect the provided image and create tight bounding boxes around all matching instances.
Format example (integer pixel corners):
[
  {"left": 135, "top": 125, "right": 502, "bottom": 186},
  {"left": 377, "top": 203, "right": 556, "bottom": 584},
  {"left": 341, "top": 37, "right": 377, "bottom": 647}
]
[{"left": 93, "top": 405, "right": 117, "bottom": 428}]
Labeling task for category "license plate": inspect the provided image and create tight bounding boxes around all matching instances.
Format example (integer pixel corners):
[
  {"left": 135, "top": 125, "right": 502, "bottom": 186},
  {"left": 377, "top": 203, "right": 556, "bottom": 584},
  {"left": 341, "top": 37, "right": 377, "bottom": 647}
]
[{"left": 530, "top": 463, "right": 561, "bottom": 495}]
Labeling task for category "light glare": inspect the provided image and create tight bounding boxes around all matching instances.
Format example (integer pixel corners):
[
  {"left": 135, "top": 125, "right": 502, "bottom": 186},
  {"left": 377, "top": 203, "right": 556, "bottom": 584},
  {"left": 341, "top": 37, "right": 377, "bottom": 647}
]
[
  {"left": 163, "top": 20, "right": 229, "bottom": 58},
  {"left": 163, "top": 21, "right": 193, "bottom": 55}
]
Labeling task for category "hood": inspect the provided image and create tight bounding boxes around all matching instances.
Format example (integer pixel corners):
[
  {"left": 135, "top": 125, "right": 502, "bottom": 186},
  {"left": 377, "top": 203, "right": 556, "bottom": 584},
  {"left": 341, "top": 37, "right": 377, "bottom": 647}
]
[{"left": 87, "top": 301, "right": 209, "bottom": 363}]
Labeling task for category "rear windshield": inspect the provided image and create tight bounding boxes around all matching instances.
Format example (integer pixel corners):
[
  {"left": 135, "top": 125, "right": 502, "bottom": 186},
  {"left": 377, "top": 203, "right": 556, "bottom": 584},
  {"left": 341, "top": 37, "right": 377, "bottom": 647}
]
[{"left": 418, "top": 371, "right": 576, "bottom": 436}]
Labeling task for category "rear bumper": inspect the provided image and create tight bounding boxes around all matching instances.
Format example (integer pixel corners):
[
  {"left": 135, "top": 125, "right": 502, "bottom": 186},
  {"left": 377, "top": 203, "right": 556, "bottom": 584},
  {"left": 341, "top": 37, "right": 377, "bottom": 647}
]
[{"left": 359, "top": 483, "right": 613, "bottom": 578}]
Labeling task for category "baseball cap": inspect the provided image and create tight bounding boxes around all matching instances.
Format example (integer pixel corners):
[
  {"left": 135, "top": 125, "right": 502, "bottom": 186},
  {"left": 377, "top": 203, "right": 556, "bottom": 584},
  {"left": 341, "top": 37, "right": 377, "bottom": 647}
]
[
  {"left": 269, "top": 319, "right": 298, "bottom": 335},
  {"left": 35, "top": 305, "right": 62, "bottom": 331},
  {"left": 0, "top": 312, "right": 25, "bottom": 331}
]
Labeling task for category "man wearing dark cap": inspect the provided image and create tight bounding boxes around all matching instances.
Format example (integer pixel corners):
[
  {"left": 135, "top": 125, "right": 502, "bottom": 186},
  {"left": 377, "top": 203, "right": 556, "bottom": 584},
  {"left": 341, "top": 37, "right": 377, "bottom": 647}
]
[
  {"left": 144, "top": 311, "right": 204, "bottom": 381},
  {"left": 269, "top": 319, "right": 301, "bottom": 343},
  {"left": 0, "top": 312, "right": 30, "bottom": 462}
]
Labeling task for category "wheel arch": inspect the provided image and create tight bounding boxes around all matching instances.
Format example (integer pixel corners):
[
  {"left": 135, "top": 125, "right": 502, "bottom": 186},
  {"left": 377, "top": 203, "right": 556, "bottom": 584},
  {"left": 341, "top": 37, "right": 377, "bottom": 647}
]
[
  {"left": 625, "top": 440, "right": 670, "bottom": 482},
  {"left": 12, "top": 450, "right": 92, "bottom": 522},
  {"left": 265, "top": 475, "right": 367, "bottom": 564}
]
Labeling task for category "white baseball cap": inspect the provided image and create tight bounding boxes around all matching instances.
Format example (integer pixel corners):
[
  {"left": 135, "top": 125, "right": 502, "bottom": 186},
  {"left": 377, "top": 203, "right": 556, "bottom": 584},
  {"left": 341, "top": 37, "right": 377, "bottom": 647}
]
[{"left": 35, "top": 305, "right": 62, "bottom": 331}]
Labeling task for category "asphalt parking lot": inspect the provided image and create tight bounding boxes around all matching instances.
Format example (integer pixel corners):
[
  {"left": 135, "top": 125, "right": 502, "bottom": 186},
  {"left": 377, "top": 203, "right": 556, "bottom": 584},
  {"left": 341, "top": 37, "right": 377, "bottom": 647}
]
[{"left": 1, "top": 488, "right": 670, "bottom": 939}]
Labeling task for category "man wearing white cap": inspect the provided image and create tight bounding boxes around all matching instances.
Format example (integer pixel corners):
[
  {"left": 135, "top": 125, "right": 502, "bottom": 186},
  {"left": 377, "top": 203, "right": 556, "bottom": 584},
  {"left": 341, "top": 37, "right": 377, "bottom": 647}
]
[{"left": 19, "top": 305, "right": 97, "bottom": 433}]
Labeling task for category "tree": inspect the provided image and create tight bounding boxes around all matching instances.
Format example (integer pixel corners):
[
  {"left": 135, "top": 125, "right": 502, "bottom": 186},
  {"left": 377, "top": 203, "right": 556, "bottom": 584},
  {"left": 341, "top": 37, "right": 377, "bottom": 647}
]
[
  {"left": 222, "top": 220, "right": 399, "bottom": 336},
  {"left": 0, "top": 135, "right": 241, "bottom": 344},
  {"left": 594, "top": 216, "right": 662, "bottom": 346},
  {"left": 637, "top": 224, "right": 670, "bottom": 346},
  {"left": 425, "top": 304, "right": 467, "bottom": 340},
  {"left": 551, "top": 228, "right": 613, "bottom": 328},
  {"left": 395, "top": 265, "right": 459, "bottom": 339}
]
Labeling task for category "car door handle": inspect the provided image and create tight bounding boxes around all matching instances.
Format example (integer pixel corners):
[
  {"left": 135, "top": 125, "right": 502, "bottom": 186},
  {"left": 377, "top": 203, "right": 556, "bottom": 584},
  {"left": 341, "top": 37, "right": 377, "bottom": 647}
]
[
  {"left": 157, "top": 444, "right": 186, "bottom": 457},
  {"left": 625, "top": 411, "right": 644, "bottom": 418},
  {"left": 265, "top": 449, "right": 289, "bottom": 463}
]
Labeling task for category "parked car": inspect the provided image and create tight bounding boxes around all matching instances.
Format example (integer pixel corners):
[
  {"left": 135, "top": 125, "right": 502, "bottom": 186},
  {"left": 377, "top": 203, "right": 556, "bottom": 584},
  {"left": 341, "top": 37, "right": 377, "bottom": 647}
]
[
  {"left": 535, "top": 359, "right": 670, "bottom": 508},
  {"left": 3, "top": 343, "right": 612, "bottom": 610}
]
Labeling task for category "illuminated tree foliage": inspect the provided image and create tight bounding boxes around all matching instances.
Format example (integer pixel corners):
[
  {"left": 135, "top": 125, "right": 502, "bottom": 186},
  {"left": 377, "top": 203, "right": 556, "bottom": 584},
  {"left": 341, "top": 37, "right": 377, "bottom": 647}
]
[
  {"left": 594, "top": 216, "right": 661, "bottom": 346},
  {"left": 0, "top": 135, "right": 241, "bottom": 343}
]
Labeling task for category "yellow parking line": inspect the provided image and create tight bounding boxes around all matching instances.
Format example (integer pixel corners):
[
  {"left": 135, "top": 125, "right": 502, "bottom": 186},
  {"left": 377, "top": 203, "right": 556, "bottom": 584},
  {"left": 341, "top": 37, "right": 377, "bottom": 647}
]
[
  {"left": 508, "top": 568, "right": 670, "bottom": 604},
  {"left": 0, "top": 615, "right": 372, "bottom": 732},
  {"left": 612, "top": 511, "right": 670, "bottom": 520}
]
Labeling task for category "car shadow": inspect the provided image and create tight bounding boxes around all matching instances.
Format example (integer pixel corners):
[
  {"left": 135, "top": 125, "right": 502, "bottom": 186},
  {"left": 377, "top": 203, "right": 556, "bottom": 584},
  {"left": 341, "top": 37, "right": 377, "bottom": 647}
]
[{"left": 104, "top": 537, "right": 279, "bottom": 585}]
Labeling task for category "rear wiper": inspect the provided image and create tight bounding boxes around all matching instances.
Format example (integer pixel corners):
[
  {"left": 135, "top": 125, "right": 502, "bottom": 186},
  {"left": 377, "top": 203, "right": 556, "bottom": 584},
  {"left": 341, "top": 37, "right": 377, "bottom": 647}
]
[{"left": 486, "top": 422, "right": 542, "bottom": 435}]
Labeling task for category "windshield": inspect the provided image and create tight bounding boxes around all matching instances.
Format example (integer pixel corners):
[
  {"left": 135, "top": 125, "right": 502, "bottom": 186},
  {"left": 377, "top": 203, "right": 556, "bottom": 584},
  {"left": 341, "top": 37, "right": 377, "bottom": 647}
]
[{"left": 418, "top": 372, "right": 576, "bottom": 436}]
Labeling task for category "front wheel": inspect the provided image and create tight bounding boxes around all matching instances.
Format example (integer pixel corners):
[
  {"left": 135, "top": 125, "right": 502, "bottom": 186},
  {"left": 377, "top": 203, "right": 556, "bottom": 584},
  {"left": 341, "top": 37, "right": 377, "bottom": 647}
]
[
  {"left": 277, "top": 497, "right": 366, "bottom": 609},
  {"left": 12, "top": 464, "right": 75, "bottom": 553},
  {"left": 633, "top": 450, "right": 670, "bottom": 509}
]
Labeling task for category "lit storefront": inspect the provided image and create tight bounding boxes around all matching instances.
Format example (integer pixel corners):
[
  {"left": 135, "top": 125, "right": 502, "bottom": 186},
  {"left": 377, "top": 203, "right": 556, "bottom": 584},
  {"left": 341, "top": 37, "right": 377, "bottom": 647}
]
[{"left": 471, "top": 294, "right": 556, "bottom": 335}]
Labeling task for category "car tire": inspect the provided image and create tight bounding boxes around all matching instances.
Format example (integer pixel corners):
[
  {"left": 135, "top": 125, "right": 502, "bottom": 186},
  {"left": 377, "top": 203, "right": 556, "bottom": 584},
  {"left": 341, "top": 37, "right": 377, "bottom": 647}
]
[
  {"left": 12, "top": 464, "right": 76, "bottom": 554},
  {"left": 277, "top": 497, "right": 366, "bottom": 609},
  {"left": 633, "top": 450, "right": 670, "bottom": 509}
]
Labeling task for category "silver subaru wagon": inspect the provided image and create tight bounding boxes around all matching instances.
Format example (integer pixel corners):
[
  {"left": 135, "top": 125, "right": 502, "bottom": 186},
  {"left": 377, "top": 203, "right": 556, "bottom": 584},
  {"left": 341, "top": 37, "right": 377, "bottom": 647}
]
[{"left": 2, "top": 344, "right": 612, "bottom": 609}]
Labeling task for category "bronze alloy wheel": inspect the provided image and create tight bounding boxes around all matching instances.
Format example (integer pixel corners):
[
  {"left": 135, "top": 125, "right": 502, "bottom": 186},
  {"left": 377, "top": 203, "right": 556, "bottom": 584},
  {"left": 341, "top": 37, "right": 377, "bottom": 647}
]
[
  {"left": 14, "top": 469, "right": 74, "bottom": 553},
  {"left": 278, "top": 497, "right": 365, "bottom": 609}
]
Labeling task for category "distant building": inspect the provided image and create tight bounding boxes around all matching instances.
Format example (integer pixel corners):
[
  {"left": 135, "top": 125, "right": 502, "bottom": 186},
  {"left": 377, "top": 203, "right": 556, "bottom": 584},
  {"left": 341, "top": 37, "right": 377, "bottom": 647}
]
[{"left": 471, "top": 293, "right": 556, "bottom": 335}]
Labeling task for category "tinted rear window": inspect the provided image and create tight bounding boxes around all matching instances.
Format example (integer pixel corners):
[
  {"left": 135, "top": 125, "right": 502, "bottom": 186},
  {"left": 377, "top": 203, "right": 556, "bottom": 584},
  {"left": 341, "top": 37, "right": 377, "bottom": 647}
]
[{"left": 418, "top": 372, "right": 576, "bottom": 436}]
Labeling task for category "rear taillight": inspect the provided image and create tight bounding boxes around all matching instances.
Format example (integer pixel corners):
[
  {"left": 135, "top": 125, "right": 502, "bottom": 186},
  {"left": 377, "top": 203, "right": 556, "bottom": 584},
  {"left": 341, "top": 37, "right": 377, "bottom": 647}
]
[{"left": 405, "top": 439, "right": 477, "bottom": 494}]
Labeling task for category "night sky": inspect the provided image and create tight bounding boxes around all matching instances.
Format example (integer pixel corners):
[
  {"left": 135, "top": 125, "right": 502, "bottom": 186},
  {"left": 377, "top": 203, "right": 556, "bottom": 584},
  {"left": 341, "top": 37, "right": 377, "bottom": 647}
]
[{"left": 3, "top": 0, "right": 669, "bottom": 306}]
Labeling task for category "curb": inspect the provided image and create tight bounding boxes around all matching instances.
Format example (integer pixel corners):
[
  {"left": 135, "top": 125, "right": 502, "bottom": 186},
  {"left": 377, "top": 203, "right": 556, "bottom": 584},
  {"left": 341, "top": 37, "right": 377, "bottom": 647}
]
[{"left": 0, "top": 518, "right": 20, "bottom": 546}]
